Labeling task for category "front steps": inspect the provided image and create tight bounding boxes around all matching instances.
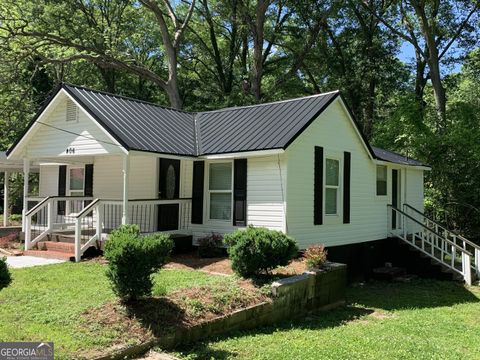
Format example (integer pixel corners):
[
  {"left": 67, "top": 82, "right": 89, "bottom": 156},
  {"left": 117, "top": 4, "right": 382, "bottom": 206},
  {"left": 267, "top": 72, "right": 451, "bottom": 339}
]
[{"left": 24, "top": 240, "right": 76, "bottom": 261}]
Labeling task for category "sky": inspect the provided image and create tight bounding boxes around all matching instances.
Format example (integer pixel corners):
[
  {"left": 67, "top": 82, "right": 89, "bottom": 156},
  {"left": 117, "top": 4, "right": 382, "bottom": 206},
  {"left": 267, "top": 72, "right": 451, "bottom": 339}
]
[{"left": 397, "top": 42, "right": 463, "bottom": 74}]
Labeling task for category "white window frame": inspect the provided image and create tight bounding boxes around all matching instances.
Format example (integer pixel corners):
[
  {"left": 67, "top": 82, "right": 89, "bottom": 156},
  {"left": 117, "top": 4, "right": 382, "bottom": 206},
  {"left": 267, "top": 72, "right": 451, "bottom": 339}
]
[
  {"left": 205, "top": 161, "right": 234, "bottom": 223},
  {"left": 376, "top": 165, "right": 388, "bottom": 197},
  {"left": 67, "top": 165, "right": 85, "bottom": 197},
  {"left": 324, "top": 156, "right": 341, "bottom": 217}
]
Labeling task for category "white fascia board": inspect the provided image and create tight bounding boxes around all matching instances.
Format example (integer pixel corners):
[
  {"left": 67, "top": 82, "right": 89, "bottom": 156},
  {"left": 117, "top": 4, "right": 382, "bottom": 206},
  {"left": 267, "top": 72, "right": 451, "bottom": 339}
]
[
  {"left": 374, "top": 159, "right": 431, "bottom": 171},
  {"left": 200, "top": 149, "right": 285, "bottom": 160},
  {"left": 128, "top": 150, "right": 197, "bottom": 161}
]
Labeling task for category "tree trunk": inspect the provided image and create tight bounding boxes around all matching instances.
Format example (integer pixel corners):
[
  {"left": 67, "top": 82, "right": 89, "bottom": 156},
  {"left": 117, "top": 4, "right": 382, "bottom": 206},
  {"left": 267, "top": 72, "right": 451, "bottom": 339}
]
[{"left": 251, "top": 0, "right": 269, "bottom": 102}]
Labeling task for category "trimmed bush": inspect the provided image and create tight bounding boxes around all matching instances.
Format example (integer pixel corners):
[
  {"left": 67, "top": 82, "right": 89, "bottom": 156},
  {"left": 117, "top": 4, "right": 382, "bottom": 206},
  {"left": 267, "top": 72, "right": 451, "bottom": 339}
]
[
  {"left": 304, "top": 244, "right": 328, "bottom": 269},
  {"left": 0, "top": 257, "right": 12, "bottom": 291},
  {"left": 224, "top": 226, "right": 298, "bottom": 278},
  {"left": 104, "top": 224, "right": 173, "bottom": 302}
]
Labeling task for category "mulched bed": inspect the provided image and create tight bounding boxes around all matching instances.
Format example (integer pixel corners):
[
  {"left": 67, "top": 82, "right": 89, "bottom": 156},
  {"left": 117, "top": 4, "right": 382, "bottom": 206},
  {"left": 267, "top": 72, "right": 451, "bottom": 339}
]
[
  {"left": 0, "top": 231, "right": 23, "bottom": 255},
  {"left": 165, "top": 251, "right": 309, "bottom": 276}
]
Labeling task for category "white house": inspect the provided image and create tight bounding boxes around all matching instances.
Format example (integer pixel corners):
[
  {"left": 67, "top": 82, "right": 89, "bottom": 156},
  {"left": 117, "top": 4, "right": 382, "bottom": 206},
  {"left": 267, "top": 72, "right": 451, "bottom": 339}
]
[{"left": 5, "top": 83, "right": 476, "bottom": 284}]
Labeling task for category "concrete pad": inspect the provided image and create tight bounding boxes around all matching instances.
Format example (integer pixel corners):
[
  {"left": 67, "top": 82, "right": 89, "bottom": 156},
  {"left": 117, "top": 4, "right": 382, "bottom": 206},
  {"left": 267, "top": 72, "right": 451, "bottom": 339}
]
[{"left": 4, "top": 255, "right": 65, "bottom": 268}]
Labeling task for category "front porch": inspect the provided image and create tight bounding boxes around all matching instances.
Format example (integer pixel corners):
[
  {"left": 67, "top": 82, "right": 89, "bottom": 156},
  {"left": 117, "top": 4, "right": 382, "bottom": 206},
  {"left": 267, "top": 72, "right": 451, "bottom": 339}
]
[
  {"left": 24, "top": 195, "right": 192, "bottom": 261},
  {"left": 18, "top": 151, "right": 194, "bottom": 261}
]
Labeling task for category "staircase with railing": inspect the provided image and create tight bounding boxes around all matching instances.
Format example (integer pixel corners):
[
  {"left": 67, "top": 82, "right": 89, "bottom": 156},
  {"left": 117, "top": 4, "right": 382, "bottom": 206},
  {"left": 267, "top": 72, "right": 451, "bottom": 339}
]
[
  {"left": 388, "top": 203, "right": 480, "bottom": 285},
  {"left": 24, "top": 196, "right": 192, "bottom": 262}
]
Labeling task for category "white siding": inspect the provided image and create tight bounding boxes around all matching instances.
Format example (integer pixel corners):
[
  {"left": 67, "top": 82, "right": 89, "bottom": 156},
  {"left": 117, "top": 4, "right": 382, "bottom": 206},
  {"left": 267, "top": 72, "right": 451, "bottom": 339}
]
[
  {"left": 25, "top": 94, "right": 123, "bottom": 158},
  {"left": 247, "top": 155, "right": 286, "bottom": 231},
  {"left": 93, "top": 155, "right": 158, "bottom": 199},
  {"left": 405, "top": 168, "right": 424, "bottom": 212},
  {"left": 285, "top": 99, "right": 415, "bottom": 248},
  {"left": 39, "top": 166, "right": 59, "bottom": 196},
  {"left": 188, "top": 155, "right": 286, "bottom": 240}
]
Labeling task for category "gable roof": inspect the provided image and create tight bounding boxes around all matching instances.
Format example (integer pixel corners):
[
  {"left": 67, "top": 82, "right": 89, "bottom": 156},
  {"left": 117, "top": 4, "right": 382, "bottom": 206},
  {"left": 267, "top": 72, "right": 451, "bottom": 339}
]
[{"left": 7, "top": 83, "right": 428, "bottom": 167}]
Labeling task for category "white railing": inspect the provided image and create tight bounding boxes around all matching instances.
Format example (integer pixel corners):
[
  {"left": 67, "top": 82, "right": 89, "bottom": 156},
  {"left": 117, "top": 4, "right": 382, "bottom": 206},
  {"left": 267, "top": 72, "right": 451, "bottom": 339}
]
[
  {"left": 24, "top": 196, "right": 94, "bottom": 251},
  {"left": 72, "top": 198, "right": 192, "bottom": 262},
  {"left": 403, "top": 203, "right": 480, "bottom": 280},
  {"left": 388, "top": 204, "right": 475, "bottom": 285}
]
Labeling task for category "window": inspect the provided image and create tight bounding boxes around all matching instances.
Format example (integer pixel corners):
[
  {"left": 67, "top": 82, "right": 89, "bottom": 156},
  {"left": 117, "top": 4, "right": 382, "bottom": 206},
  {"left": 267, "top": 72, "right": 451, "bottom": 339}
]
[
  {"left": 69, "top": 167, "right": 85, "bottom": 196},
  {"left": 376, "top": 165, "right": 387, "bottom": 196},
  {"left": 325, "top": 158, "right": 339, "bottom": 215},
  {"left": 208, "top": 163, "right": 232, "bottom": 221}
]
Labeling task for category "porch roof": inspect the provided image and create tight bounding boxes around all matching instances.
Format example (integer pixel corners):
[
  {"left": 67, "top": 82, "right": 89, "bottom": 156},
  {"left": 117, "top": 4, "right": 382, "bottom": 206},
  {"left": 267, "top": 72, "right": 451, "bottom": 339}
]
[{"left": 0, "top": 152, "right": 39, "bottom": 172}]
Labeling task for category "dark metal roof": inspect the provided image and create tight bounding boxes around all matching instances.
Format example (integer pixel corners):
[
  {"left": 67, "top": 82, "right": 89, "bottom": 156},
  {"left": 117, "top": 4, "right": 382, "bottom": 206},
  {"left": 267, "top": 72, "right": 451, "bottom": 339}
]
[
  {"left": 372, "top": 146, "right": 427, "bottom": 167},
  {"left": 7, "top": 84, "right": 427, "bottom": 167},
  {"left": 64, "top": 85, "right": 197, "bottom": 156},
  {"left": 195, "top": 92, "right": 339, "bottom": 154}
]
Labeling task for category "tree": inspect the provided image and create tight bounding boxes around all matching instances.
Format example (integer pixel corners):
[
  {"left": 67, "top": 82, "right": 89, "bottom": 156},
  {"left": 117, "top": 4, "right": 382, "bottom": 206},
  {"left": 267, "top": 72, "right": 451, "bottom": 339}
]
[
  {"left": 364, "top": 0, "right": 480, "bottom": 129},
  {"left": 0, "top": 0, "right": 196, "bottom": 109}
]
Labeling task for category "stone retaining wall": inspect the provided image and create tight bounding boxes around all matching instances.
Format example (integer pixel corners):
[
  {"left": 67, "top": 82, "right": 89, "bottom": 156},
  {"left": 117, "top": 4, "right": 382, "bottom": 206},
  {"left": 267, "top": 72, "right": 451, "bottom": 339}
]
[{"left": 96, "top": 262, "right": 347, "bottom": 360}]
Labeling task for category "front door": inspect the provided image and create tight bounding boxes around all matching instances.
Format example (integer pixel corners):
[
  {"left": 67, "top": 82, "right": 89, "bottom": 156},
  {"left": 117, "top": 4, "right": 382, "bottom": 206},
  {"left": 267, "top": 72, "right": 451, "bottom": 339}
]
[
  {"left": 157, "top": 158, "right": 180, "bottom": 231},
  {"left": 391, "top": 169, "right": 400, "bottom": 229}
]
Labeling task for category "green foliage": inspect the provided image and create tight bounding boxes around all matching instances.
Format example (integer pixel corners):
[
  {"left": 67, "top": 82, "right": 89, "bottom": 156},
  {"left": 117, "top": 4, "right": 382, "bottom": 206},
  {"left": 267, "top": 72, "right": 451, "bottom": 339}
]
[
  {"left": 0, "top": 257, "right": 12, "bottom": 291},
  {"left": 104, "top": 225, "right": 173, "bottom": 302},
  {"left": 304, "top": 244, "right": 328, "bottom": 269},
  {"left": 224, "top": 226, "right": 298, "bottom": 278}
]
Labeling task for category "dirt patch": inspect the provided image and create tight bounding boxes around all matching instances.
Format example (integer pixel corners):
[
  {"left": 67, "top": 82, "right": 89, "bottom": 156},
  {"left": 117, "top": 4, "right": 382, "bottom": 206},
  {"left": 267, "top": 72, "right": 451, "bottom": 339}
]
[
  {"left": 165, "top": 251, "right": 309, "bottom": 277},
  {"left": 165, "top": 252, "right": 234, "bottom": 275}
]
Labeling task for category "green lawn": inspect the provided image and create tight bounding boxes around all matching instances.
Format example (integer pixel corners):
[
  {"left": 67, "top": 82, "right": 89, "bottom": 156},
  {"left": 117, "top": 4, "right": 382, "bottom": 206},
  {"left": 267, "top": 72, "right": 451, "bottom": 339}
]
[
  {"left": 173, "top": 280, "right": 480, "bottom": 360},
  {"left": 0, "top": 262, "right": 230, "bottom": 359}
]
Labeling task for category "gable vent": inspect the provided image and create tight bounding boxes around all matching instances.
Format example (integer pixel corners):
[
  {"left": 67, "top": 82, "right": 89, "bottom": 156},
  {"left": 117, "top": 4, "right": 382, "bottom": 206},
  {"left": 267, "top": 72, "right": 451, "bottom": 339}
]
[{"left": 66, "top": 100, "right": 78, "bottom": 122}]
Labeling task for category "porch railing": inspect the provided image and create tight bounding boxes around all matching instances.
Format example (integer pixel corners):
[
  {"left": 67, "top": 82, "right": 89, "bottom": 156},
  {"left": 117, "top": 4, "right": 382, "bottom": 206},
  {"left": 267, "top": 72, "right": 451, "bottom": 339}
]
[
  {"left": 74, "top": 198, "right": 192, "bottom": 262},
  {"left": 24, "top": 196, "right": 94, "bottom": 250},
  {"left": 25, "top": 196, "right": 192, "bottom": 262},
  {"left": 388, "top": 204, "right": 476, "bottom": 285}
]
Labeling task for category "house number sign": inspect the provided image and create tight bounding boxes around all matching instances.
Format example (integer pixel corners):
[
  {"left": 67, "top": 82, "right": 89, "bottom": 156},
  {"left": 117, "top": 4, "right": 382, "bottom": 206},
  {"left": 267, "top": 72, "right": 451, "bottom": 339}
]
[{"left": 65, "top": 147, "right": 76, "bottom": 154}]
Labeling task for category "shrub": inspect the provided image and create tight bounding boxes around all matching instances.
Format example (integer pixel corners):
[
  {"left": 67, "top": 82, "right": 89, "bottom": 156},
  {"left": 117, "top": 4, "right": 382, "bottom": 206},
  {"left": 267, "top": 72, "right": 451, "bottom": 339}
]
[
  {"left": 304, "top": 244, "right": 328, "bottom": 269},
  {"left": 198, "top": 232, "right": 225, "bottom": 258},
  {"left": 224, "top": 226, "right": 298, "bottom": 278},
  {"left": 0, "top": 257, "right": 12, "bottom": 291},
  {"left": 104, "top": 225, "right": 173, "bottom": 302}
]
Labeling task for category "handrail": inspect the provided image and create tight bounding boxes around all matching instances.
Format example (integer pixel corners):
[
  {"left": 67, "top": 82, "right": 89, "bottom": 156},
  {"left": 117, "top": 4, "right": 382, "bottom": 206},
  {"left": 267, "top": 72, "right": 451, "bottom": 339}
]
[
  {"left": 25, "top": 196, "right": 52, "bottom": 217},
  {"left": 75, "top": 198, "right": 101, "bottom": 219},
  {"left": 404, "top": 203, "right": 480, "bottom": 250},
  {"left": 388, "top": 204, "right": 472, "bottom": 256}
]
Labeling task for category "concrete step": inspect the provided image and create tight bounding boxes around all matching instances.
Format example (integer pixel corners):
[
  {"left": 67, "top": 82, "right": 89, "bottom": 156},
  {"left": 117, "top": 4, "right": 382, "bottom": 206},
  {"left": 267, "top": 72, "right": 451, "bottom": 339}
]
[
  {"left": 24, "top": 250, "right": 74, "bottom": 261},
  {"left": 37, "top": 241, "right": 75, "bottom": 253}
]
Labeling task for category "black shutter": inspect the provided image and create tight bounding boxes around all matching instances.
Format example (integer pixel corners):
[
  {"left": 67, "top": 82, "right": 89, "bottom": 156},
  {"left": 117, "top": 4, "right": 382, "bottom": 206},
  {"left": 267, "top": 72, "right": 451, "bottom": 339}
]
[
  {"left": 314, "top": 146, "right": 323, "bottom": 225},
  {"left": 233, "top": 159, "right": 247, "bottom": 226},
  {"left": 58, "top": 165, "right": 67, "bottom": 215},
  {"left": 191, "top": 161, "right": 205, "bottom": 224},
  {"left": 343, "top": 152, "right": 351, "bottom": 224},
  {"left": 84, "top": 164, "right": 94, "bottom": 197}
]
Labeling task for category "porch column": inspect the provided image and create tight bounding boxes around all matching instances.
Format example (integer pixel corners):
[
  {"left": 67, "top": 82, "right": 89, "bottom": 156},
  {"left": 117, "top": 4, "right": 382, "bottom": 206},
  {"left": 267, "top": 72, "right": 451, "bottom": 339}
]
[
  {"left": 122, "top": 154, "right": 130, "bottom": 224},
  {"left": 22, "top": 158, "right": 30, "bottom": 232},
  {"left": 3, "top": 171, "right": 8, "bottom": 227}
]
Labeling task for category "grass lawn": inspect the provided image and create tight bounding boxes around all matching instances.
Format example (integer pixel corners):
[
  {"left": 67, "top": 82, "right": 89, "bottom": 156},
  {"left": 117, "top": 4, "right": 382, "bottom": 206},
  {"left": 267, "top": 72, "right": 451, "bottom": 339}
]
[
  {"left": 173, "top": 280, "right": 480, "bottom": 360},
  {"left": 0, "top": 261, "right": 231, "bottom": 359}
]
